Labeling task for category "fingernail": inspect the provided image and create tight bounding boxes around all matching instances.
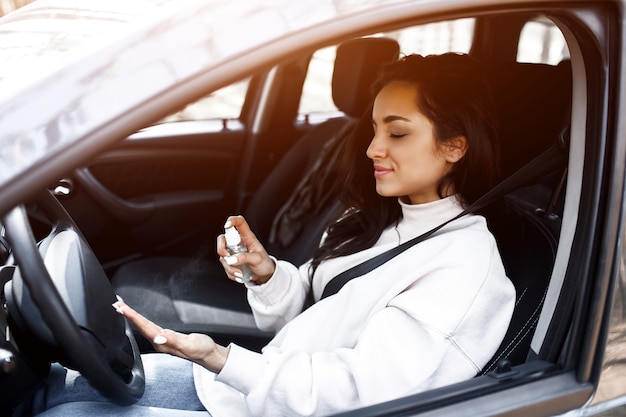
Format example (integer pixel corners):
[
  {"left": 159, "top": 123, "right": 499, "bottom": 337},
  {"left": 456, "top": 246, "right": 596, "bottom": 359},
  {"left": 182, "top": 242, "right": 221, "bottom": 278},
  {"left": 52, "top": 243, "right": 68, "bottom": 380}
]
[
  {"left": 116, "top": 294, "right": 124, "bottom": 302},
  {"left": 153, "top": 335, "right": 167, "bottom": 345},
  {"left": 235, "top": 277, "right": 244, "bottom": 284},
  {"left": 112, "top": 302, "right": 125, "bottom": 315},
  {"left": 225, "top": 255, "right": 237, "bottom": 265},
  {"left": 224, "top": 220, "right": 232, "bottom": 228}
]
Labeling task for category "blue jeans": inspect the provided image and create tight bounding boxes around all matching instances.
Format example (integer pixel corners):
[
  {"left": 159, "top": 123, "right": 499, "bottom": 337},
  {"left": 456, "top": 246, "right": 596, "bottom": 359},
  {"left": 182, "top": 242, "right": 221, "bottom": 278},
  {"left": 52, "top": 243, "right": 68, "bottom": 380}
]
[{"left": 26, "top": 353, "right": 211, "bottom": 417}]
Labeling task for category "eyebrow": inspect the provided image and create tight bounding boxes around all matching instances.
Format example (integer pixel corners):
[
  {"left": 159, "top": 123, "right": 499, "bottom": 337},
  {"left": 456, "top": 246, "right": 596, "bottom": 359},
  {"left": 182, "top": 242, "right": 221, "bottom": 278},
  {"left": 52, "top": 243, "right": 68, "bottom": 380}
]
[{"left": 373, "top": 115, "right": 412, "bottom": 125}]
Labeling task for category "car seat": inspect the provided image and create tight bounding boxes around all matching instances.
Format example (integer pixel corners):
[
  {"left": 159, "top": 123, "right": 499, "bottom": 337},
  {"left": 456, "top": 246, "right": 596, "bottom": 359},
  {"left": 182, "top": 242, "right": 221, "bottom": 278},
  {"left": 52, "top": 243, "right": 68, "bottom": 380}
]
[
  {"left": 111, "top": 37, "right": 400, "bottom": 349},
  {"left": 479, "top": 59, "right": 572, "bottom": 372}
]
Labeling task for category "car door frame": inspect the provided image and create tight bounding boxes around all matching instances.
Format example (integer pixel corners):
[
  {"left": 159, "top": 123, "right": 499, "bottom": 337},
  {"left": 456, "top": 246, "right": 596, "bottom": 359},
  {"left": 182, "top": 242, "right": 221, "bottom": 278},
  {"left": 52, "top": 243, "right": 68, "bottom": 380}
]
[{"left": 328, "top": 1, "right": 626, "bottom": 416}]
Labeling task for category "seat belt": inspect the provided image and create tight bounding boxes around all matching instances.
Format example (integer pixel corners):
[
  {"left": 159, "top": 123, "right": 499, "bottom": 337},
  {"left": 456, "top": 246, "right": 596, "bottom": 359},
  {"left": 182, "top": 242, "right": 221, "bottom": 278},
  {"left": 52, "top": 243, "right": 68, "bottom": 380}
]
[{"left": 320, "top": 143, "right": 566, "bottom": 300}]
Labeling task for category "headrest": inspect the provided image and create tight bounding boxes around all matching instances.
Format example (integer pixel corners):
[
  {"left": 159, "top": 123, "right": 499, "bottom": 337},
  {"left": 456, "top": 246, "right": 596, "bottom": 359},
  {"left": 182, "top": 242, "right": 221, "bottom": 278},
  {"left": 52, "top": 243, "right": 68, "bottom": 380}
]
[
  {"left": 332, "top": 37, "right": 400, "bottom": 118},
  {"left": 487, "top": 60, "right": 572, "bottom": 177}
]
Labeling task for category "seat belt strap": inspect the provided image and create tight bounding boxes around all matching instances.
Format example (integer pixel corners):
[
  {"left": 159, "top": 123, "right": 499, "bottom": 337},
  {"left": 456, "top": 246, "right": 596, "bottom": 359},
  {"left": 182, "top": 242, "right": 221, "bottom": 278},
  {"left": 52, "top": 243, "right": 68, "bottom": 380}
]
[{"left": 320, "top": 144, "right": 566, "bottom": 300}]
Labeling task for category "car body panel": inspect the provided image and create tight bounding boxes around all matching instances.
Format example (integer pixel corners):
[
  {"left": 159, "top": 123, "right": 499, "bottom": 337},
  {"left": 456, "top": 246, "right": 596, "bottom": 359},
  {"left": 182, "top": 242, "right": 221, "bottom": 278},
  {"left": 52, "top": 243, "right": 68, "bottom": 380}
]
[{"left": 1, "top": 0, "right": 626, "bottom": 416}]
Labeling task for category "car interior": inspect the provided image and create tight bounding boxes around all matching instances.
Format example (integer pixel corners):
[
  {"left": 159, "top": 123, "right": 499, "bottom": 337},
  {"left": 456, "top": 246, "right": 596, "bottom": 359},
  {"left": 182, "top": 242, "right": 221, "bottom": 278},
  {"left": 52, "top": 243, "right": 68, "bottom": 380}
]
[
  {"left": 3, "top": 4, "right": 602, "bottom": 415},
  {"left": 98, "top": 12, "right": 573, "bottom": 366},
  {"left": 111, "top": 36, "right": 402, "bottom": 349}
]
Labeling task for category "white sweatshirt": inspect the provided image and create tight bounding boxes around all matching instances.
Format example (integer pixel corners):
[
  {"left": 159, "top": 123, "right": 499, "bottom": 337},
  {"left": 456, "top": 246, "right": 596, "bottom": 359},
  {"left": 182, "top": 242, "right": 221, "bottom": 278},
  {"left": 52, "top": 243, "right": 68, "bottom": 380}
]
[{"left": 194, "top": 196, "right": 515, "bottom": 417}]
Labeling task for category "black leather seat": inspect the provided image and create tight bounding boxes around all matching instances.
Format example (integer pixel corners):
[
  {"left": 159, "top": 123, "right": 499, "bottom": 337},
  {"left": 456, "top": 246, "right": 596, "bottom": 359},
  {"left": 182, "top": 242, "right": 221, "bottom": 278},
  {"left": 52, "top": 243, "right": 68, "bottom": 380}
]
[
  {"left": 112, "top": 37, "right": 400, "bottom": 349},
  {"left": 479, "top": 60, "right": 572, "bottom": 372}
]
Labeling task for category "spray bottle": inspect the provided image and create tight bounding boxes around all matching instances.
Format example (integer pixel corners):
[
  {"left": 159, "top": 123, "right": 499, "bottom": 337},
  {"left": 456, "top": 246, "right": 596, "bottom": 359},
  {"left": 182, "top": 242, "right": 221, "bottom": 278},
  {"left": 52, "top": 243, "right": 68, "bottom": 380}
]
[{"left": 224, "top": 226, "right": 254, "bottom": 282}]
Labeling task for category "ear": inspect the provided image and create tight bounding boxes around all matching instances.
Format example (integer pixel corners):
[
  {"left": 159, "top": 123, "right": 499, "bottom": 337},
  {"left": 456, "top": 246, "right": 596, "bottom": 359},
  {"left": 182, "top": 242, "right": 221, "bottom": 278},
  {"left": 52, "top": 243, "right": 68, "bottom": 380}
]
[{"left": 442, "top": 136, "right": 468, "bottom": 163}]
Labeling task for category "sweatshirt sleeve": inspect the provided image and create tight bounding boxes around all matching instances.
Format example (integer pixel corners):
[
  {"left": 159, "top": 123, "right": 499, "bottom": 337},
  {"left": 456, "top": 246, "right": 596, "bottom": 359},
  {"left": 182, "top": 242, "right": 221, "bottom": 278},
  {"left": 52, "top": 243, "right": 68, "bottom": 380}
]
[{"left": 245, "top": 258, "right": 312, "bottom": 332}]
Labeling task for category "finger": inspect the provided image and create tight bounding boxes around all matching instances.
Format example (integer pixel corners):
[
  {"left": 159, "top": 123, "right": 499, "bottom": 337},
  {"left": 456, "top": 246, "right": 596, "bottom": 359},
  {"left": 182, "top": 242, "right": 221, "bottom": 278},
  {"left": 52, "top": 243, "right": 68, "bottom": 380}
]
[
  {"left": 217, "top": 235, "right": 240, "bottom": 278},
  {"left": 223, "top": 216, "right": 258, "bottom": 248},
  {"left": 227, "top": 250, "right": 266, "bottom": 270},
  {"left": 152, "top": 328, "right": 179, "bottom": 349},
  {"left": 223, "top": 215, "right": 246, "bottom": 230},
  {"left": 216, "top": 234, "right": 229, "bottom": 257},
  {"left": 223, "top": 251, "right": 248, "bottom": 267},
  {"left": 113, "top": 303, "right": 184, "bottom": 351},
  {"left": 112, "top": 301, "right": 164, "bottom": 341},
  {"left": 218, "top": 256, "right": 246, "bottom": 284}
]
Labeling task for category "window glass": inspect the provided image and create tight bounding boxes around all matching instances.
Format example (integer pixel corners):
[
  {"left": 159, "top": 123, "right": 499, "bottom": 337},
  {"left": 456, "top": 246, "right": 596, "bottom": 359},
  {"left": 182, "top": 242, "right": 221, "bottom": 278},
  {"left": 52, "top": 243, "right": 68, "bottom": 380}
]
[
  {"left": 298, "top": 46, "right": 338, "bottom": 116},
  {"left": 517, "top": 19, "right": 569, "bottom": 65},
  {"left": 386, "top": 18, "right": 475, "bottom": 56},
  {"left": 158, "top": 78, "right": 249, "bottom": 123},
  {"left": 298, "top": 18, "right": 475, "bottom": 116}
]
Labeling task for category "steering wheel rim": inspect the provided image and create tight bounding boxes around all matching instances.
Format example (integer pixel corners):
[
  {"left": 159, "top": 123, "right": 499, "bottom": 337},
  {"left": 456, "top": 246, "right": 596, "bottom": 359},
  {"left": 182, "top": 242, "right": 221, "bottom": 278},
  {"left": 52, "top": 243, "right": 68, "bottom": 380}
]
[{"left": 2, "top": 191, "right": 145, "bottom": 405}]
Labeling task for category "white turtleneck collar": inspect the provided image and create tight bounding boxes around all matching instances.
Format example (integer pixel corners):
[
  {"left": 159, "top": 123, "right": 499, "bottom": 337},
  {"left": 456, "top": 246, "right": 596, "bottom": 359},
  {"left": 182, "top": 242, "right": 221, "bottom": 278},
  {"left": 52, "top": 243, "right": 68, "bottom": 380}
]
[{"left": 394, "top": 195, "right": 466, "bottom": 243}]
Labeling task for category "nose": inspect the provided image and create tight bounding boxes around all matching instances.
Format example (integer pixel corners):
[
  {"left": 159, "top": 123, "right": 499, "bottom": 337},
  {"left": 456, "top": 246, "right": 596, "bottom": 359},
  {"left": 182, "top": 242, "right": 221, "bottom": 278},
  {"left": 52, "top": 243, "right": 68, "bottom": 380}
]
[{"left": 366, "top": 131, "right": 385, "bottom": 160}]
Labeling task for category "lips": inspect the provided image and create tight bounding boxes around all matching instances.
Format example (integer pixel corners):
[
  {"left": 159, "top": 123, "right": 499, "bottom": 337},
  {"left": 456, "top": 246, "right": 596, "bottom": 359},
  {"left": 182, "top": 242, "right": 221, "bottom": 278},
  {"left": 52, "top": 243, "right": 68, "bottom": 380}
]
[{"left": 373, "top": 164, "right": 393, "bottom": 179}]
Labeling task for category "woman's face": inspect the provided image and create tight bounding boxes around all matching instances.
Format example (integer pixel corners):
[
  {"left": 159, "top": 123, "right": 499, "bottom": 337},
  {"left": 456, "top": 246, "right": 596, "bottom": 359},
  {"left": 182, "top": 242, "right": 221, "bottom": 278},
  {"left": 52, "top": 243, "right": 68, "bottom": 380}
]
[{"left": 367, "top": 81, "right": 464, "bottom": 205}]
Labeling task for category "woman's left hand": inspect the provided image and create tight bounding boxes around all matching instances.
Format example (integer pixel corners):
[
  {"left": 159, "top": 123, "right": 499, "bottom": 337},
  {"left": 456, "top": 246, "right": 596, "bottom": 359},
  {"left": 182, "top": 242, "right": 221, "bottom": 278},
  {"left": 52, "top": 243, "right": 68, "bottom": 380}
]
[{"left": 112, "top": 301, "right": 230, "bottom": 374}]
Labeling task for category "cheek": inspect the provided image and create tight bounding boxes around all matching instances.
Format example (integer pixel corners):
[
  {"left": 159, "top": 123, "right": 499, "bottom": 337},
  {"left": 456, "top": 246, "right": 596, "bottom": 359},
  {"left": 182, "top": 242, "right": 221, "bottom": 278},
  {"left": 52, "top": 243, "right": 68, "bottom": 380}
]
[
  {"left": 395, "top": 140, "right": 436, "bottom": 169},
  {"left": 397, "top": 143, "right": 449, "bottom": 180}
]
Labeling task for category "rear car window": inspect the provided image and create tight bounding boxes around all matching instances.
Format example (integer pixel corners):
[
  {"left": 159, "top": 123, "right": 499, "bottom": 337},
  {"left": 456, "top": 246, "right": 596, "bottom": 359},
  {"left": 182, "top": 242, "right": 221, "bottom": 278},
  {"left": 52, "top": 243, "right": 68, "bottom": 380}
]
[{"left": 517, "top": 18, "right": 569, "bottom": 64}]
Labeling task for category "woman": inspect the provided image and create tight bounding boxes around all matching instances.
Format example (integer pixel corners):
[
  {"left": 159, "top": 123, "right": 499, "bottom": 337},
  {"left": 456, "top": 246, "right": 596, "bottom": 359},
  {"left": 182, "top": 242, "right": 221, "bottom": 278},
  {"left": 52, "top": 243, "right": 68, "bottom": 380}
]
[{"left": 33, "top": 53, "right": 515, "bottom": 417}]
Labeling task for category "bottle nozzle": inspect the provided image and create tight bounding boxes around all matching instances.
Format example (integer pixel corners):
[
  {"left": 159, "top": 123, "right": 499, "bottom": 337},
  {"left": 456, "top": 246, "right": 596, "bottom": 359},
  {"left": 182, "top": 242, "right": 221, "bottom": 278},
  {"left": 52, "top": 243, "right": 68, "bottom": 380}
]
[{"left": 224, "top": 226, "right": 242, "bottom": 246}]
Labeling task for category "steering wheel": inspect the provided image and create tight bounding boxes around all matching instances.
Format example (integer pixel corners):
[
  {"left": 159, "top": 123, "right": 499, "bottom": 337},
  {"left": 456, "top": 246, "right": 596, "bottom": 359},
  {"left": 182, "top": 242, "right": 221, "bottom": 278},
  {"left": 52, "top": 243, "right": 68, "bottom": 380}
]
[{"left": 2, "top": 190, "right": 145, "bottom": 405}]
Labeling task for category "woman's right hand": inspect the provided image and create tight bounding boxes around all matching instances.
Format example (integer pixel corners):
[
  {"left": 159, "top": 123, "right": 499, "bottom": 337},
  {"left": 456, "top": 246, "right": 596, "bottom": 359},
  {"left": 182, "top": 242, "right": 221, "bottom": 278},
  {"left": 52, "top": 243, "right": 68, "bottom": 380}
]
[{"left": 217, "top": 215, "right": 276, "bottom": 285}]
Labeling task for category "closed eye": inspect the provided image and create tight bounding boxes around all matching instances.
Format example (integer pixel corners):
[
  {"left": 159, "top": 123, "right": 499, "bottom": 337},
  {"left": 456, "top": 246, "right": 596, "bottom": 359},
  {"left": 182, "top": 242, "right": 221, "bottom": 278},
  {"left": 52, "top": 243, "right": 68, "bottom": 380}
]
[{"left": 390, "top": 132, "right": 407, "bottom": 139}]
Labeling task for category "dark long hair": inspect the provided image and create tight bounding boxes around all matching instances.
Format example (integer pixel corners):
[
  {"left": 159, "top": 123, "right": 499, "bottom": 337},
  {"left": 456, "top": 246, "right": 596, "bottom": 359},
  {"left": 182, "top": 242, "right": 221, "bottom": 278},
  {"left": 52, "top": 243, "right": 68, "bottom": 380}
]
[{"left": 310, "top": 53, "right": 499, "bottom": 275}]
